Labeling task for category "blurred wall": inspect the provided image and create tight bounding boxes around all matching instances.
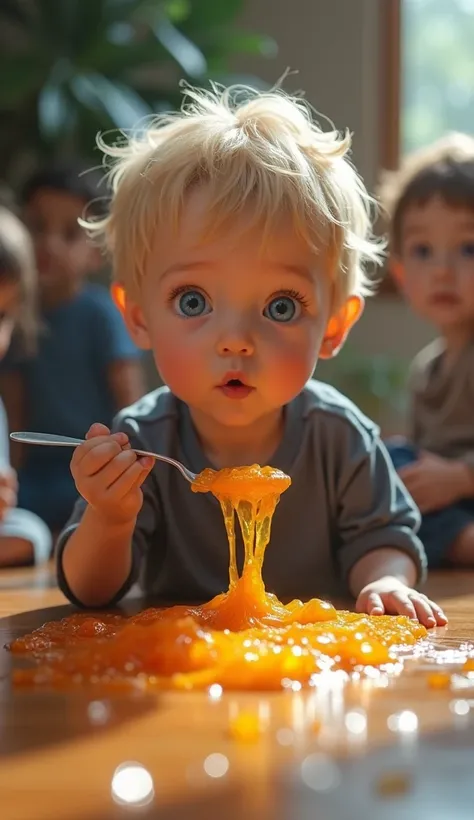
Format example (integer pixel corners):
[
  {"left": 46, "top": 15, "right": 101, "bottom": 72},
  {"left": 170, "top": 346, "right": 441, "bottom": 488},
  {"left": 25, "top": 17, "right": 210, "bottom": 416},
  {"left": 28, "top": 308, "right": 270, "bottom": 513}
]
[{"left": 237, "top": 0, "right": 435, "bottom": 363}]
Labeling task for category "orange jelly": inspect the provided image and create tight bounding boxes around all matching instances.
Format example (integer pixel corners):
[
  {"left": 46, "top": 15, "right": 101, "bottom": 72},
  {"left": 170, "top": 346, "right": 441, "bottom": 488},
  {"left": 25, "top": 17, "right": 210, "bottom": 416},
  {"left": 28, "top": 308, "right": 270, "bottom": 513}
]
[{"left": 9, "top": 464, "right": 427, "bottom": 691}]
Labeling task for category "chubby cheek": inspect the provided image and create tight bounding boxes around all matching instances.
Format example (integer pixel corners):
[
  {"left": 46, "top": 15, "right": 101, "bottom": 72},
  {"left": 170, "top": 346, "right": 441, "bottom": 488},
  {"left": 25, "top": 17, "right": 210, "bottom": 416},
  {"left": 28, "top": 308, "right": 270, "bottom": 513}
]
[
  {"left": 404, "top": 274, "right": 431, "bottom": 302},
  {"left": 264, "top": 328, "right": 319, "bottom": 400},
  {"left": 459, "top": 282, "right": 474, "bottom": 311},
  {"left": 150, "top": 322, "right": 208, "bottom": 397}
]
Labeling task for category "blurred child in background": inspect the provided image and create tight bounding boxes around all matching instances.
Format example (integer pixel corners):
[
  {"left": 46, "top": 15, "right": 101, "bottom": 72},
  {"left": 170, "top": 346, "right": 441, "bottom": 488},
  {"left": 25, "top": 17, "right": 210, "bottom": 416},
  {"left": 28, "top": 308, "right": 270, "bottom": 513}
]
[
  {"left": 0, "top": 207, "right": 51, "bottom": 565},
  {"left": 381, "top": 133, "right": 474, "bottom": 568},
  {"left": 0, "top": 163, "right": 145, "bottom": 535}
]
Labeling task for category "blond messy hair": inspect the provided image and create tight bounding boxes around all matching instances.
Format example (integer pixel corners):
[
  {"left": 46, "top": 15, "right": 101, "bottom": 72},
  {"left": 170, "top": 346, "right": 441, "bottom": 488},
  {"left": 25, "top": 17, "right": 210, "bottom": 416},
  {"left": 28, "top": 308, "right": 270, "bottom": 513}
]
[
  {"left": 85, "top": 84, "right": 384, "bottom": 311},
  {"left": 379, "top": 132, "right": 474, "bottom": 252}
]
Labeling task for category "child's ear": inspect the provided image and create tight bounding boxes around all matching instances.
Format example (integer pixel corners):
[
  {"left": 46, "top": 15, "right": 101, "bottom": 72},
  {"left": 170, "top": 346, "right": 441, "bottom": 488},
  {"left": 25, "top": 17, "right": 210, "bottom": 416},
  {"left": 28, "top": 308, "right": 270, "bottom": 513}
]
[
  {"left": 389, "top": 257, "right": 405, "bottom": 289},
  {"left": 111, "top": 282, "right": 126, "bottom": 313},
  {"left": 110, "top": 283, "right": 152, "bottom": 350},
  {"left": 319, "top": 295, "right": 364, "bottom": 360}
]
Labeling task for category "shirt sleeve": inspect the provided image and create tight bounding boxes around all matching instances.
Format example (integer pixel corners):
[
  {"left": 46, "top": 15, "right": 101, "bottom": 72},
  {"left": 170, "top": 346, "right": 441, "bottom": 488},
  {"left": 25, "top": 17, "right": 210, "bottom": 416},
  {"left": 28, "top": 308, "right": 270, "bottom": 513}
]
[
  {"left": 55, "top": 412, "right": 163, "bottom": 608},
  {"left": 92, "top": 290, "right": 142, "bottom": 368},
  {"left": 334, "top": 419, "right": 427, "bottom": 586}
]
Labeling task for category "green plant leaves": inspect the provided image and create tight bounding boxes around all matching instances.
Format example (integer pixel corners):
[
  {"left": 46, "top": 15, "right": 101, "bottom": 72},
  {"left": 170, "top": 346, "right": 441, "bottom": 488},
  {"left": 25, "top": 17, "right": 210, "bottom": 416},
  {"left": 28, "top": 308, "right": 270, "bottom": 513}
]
[
  {"left": 0, "top": 53, "right": 48, "bottom": 106},
  {"left": 0, "top": 0, "right": 274, "bottom": 179},
  {"left": 153, "top": 17, "right": 207, "bottom": 77},
  {"left": 70, "top": 73, "right": 153, "bottom": 129},
  {"left": 181, "top": 0, "right": 244, "bottom": 30}
]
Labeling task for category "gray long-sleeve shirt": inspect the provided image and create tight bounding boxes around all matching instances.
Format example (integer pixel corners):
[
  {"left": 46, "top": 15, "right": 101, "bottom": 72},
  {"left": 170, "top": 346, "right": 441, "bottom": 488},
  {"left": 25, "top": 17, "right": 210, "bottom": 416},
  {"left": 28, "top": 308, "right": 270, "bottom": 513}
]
[
  {"left": 408, "top": 337, "right": 474, "bottom": 469},
  {"left": 56, "top": 380, "right": 426, "bottom": 607}
]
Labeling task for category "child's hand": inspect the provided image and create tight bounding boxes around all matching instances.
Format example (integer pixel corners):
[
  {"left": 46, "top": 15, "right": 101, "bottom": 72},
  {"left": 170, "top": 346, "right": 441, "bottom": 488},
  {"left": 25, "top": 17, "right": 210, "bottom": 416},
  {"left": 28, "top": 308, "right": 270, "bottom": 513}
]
[
  {"left": 355, "top": 576, "right": 447, "bottom": 628},
  {"left": 70, "top": 423, "right": 154, "bottom": 526},
  {"left": 398, "top": 452, "right": 468, "bottom": 513},
  {"left": 0, "top": 467, "right": 17, "bottom": 521}
]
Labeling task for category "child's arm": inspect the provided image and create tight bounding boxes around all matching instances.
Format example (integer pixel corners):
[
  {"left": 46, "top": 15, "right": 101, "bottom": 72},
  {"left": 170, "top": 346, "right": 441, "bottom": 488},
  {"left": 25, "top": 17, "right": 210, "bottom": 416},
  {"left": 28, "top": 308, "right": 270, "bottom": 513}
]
[
  {"left": 62, "top": 505, "right": 136, "bottom": 607},
  {"left": 348, "top": 547, "right": 447, "bottom": 626},
  {"left": 332, "top": 413, "right": 446, "bottom": 626},
  {"left": 399, "top": 453, "right": 474, "bottom": 513},
  {"left": 59, "top": 423, "right": 154, "bottom": 607},
  {"left": 398, "top": 344, "right": 474, "bottom": 511}
]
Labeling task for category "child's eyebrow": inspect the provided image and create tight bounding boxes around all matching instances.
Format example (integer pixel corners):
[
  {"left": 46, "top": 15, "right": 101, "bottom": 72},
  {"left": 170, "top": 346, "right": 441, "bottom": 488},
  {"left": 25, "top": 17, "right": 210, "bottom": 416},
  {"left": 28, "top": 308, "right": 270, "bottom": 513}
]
[
  {"left": 272, "top": 263, "right": 314, "bottom": 283},
  {"left": 160, "top": 261, "right": 210, "bottom": 281},
  {"left": 159, "top": 261, "right": 315, "bottom": 282},
  {"left": 403, "top": 219, "right": 474, "bottom": 240},
  {"left": 401, "top": 223, "right": 437, "bottom": 243}
]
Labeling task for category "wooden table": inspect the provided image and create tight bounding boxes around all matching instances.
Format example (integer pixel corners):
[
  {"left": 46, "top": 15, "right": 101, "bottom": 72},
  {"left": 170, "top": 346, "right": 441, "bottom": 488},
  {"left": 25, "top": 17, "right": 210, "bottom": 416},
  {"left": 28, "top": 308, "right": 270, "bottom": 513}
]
[{"left": 0, "top": 566, "right": 474, "bottom": 820}]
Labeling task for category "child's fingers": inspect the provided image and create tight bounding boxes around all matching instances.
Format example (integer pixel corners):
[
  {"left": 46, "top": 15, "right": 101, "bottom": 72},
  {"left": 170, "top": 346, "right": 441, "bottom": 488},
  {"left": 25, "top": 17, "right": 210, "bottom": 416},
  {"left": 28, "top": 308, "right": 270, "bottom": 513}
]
[
  {"left": 356, "top": 591, "right": 384, "bottom": 615},
  {"left": 86, "top": 448, "right": 139, "bottom": 492},
  {"left": 432, "top": 604, "right": 448, "bottom": 626},
  {"left": 421, "top": 597, "right": 448, "bottom": 626},
  {"left": 138, "top": 456, "right": 155, "bottom": 474},
  {"left": 398, "top": 464, "right": 418, "bottom": 480},
  {"left": 85, "top": 423, "right": 111, "bottom": 439},
  {"left": 400, "top": 475, "right": 421, "bottom": 494},
  {"left": 389, "top": 592, "right": 417, "bottom": 619},
  {"left": 104, "top": 456, "right": 154, "bottom": 499},
  {"left": 366, "top": 593, "right": 384, "bottom": 615},
  {"left": 72, "top": 439, "right": 121, "bottom": 475},
  {"left": 411, "top": 596, "right": 436, "bottom": 628},
  {"left": 72, "top": 436, "right": 128, "bottom": 475}
]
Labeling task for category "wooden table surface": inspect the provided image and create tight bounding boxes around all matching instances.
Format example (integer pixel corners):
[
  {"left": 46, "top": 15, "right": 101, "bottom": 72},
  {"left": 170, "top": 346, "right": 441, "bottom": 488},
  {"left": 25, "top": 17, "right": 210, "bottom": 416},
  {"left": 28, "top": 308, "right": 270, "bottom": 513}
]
[{"left": 1, "top": 566, "right": 474, "bottom": 820}]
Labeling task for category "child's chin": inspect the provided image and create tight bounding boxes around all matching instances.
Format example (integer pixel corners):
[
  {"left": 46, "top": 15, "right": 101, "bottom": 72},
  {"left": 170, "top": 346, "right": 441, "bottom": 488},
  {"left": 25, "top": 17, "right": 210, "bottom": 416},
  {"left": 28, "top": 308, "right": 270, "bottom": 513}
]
[{"left": 212, "top": 410, "right": 260, "bottom": 427}]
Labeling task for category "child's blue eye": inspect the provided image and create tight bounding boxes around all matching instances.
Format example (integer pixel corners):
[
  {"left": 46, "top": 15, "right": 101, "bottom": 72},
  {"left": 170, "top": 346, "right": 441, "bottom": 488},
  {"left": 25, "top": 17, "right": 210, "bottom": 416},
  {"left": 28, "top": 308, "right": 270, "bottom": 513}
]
[
  {"left": 460, "top": 242, "right": 474, "bottom": 258},
  {"left": 175, "top": 290, "right": 209, "bottom": 317},
  {"left": 264, "top": 296, "right": 299, "bottom": 323}
]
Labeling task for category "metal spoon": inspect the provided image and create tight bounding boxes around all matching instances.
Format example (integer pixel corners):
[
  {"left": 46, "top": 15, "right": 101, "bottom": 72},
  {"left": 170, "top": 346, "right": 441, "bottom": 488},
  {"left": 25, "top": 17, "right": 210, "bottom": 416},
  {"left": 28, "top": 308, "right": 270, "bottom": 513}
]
[{"left": 9, "top": 431, "right": 197, "bottom": 484}]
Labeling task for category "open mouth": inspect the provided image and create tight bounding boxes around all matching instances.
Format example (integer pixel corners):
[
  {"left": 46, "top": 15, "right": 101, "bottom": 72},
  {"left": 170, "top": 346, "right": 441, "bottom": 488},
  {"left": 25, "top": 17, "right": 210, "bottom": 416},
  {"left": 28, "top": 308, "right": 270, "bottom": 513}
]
[{"left": 218, "top": 376, "right": 254, "bottom": 399}]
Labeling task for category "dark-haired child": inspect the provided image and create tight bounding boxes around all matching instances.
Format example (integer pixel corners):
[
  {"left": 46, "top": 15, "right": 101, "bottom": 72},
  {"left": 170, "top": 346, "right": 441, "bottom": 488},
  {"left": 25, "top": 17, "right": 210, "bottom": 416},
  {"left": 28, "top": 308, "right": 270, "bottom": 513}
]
[
  {"left": 381, "top": 133, "right": 474, "bottom": 568},
  {"left": 0, "top": 163, "right": 145, "bottom": 533}
]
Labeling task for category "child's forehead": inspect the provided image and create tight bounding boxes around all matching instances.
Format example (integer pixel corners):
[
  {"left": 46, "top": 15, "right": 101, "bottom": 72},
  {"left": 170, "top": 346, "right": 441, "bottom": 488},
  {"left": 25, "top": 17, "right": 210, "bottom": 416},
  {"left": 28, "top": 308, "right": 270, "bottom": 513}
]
[
  {"left": 401, "top": 195, "right": 474, "bottom": 232},
  {"left": 154, "top": 186, "right": 321, "bottom": 262},
  {"left": 25, "top": 187, "right": 88, "bottom": 218}
]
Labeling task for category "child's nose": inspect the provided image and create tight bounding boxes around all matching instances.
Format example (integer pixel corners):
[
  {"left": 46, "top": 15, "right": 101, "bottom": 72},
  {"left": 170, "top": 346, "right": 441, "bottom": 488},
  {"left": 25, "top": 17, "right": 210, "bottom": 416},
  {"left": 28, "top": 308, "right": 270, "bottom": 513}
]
[
  {"left": 432, "top": 252, "right": 455, "bottom": 278},
  {"left": 215, "top": 323, "right": 255, "bottom": 357}
]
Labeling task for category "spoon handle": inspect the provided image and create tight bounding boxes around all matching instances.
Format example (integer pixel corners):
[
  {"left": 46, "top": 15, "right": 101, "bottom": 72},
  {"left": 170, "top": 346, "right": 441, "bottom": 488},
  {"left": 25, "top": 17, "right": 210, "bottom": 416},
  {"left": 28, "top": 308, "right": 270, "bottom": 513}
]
[
  {"left": 10, "top": 432, "right": 84, "bottom": 447},
  {"left": 10, "top": 431, "right": 197, "bottom": 484}
]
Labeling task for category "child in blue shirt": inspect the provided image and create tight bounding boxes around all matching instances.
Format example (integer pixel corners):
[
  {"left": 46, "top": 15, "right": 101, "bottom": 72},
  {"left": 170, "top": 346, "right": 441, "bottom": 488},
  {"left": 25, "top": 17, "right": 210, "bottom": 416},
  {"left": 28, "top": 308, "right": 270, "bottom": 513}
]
[{"left": 0, "top": 163, "right": 145, "bottom": 533}]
